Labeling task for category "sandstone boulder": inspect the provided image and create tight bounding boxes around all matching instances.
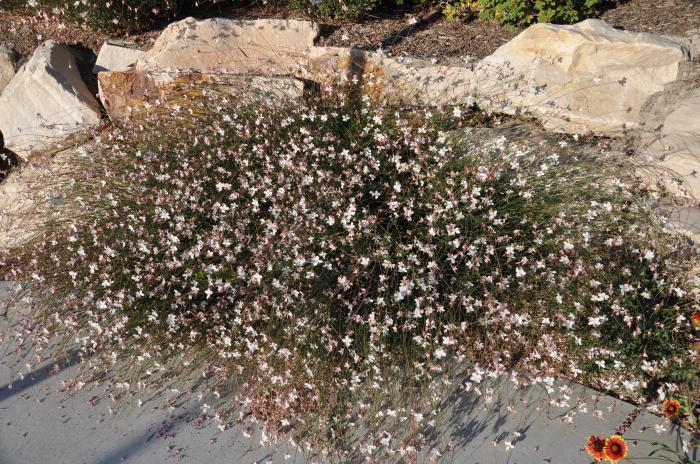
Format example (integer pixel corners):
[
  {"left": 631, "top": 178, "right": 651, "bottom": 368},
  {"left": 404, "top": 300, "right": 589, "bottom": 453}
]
[
  {"left": 305, "top": 47, "right": 475, "bottom": 106},
  {"left": 0, "top": 145, "right": 76, "bottom": 251},
  {"left": 93, "top": 41, "right": 146, "bottom": 73},
  {"left": 0, "top": 44, "right": 17, "bottom": 94},
  {"left": 663, "top": 205, "right": 700, "bottom": 246},
  {"left": 98, "top": 69, "right": 304, "bottom": 119},
  {"left": 0, "top": 41, "right": 101, "bottom": 157},
  {"left": 642, "top": 88, "right": 700, "bottom": 197},
  {"left": 476, "top": 19, "right": 689, "bottom": 136},
  {"left": 136, "top": 17, "right": 319, "bottom": 75}
]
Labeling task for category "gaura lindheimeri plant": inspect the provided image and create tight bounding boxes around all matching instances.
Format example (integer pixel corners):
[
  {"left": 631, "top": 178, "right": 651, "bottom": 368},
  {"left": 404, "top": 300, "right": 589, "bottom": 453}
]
[{"left": 1, "top": 77, "right": 698, "bottom": 459}]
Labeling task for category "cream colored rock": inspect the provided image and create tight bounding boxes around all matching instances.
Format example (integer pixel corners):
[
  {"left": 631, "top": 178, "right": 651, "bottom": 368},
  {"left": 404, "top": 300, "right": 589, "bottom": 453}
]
[
  {"left": 305, "top": 47, "right": 475, "bottom": 106},
  {"left": 136, "top": 17, "right": 319, "bottom": 75},
  {"left": 0, "top": 145, "right": 77, "bottom": 251},
  {"left": 93, "top": 41, "right": 146, "bottom": 73},
  {"left": 98, "top": 69, "right": 304, "bottom": 119},
  {"left": 642, "top": 89, "right": 700, "bottom": 197},
  {"left": 0, "top": 44, "right": 17, "bottom": 94},
  {"left": 663, "top": 205, "right": 700, "bottom": 246},
  {"left": 476, "top": 19, "right": 689, "bottom": 136},
  {"left": 0, "top": 41, "right": 100, "bottom": 157}
]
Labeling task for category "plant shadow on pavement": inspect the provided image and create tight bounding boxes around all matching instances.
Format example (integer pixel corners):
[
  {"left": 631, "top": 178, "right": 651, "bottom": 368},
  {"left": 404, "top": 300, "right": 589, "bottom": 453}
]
[{"left": 0, "top": 352, "right": 83, "bottom": 403}]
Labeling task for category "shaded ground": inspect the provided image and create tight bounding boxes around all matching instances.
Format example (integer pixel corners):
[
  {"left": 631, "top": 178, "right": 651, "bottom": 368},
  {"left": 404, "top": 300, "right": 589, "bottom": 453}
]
[
  {"left": 0, "top": 12, "right": 106, "bottom": 68},
  {"left": 600, "top": 0, "right": 700, "bottom": 34},
  {"left": 318, "top": 13, "right": 517, "bottom": 60},
  {"left": 2, "top": 0, "right": 700, "bottom": 72}
]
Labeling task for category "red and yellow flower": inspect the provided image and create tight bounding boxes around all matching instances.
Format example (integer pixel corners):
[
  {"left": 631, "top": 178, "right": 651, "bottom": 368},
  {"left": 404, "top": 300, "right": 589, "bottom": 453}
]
[
  {"left": 692, "top": 311, "right": 700, "bottom": 328},
  {"left": 662, "top": 399, "right": 681, "bottom": 418},
  {"left": 603, "top": 435, "right": 628, "bottom": 463},
  {"left": 586, "top": 434, "right": 606, "bottom": 461}
]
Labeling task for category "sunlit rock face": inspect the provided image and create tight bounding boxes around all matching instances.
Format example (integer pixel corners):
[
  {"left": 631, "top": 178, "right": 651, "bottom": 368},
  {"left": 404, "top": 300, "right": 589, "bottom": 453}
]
[
  {"left": 0, "top": 40, "right": 100, "bottom": 157},
  {"left": 475, "top": 19, "right": 689, "bottom": 136}
]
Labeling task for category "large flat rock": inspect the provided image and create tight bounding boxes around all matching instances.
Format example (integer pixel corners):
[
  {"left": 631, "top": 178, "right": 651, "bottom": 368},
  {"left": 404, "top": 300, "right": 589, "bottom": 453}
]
[
  {"left": 93, "top": 41, "right": 146, "bottom": 74},
  {"left": 0, "top": 44, "right": 17, "bottom": 95},
  {"left": 97, "top": 69, "right": 304, "bottom": 120},
  {"left": 647, "top": 89, "right": 700, "bottom": 195},
  {"left": 0, "top": 144, "right": 79, "bottom": 251},
  {"left": 135, "top": 17, "right": 319, "bottom": 75},
  {"left": 305, "top": 47, "right": 475, "bottom": 107},
  {"left": 0, "top": 41, "right": 101, "bottom": 157},
  {"left": 476, "top": 19, "right": 689, "bottom": 136}
]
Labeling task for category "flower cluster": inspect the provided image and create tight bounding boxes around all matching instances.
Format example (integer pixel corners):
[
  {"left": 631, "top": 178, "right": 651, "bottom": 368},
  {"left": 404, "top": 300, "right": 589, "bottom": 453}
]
[
  {"left": 6, "top": 0, "right": 184, "bottom": 31},
  {"left": 2, "top": 79, "right": 698, "bottom": 459},
  {"left": 586, "top": 434, "right": 628, "bottom": 463}
]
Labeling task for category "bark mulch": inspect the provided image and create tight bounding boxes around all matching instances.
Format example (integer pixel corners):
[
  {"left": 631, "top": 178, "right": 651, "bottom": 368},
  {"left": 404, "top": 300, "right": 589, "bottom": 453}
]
[{"left": 600, "top": 0, "right": 700, "bottom": 35}]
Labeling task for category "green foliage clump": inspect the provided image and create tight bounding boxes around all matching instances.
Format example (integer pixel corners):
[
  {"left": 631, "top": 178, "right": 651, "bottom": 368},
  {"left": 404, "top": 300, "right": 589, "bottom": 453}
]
[
  {"left": 398, "top": 0, "right": 604, "bottom": 30},
  {"left": 476, "top": 0, "right": 604, "bottom": 30},
  {"left": 442, "top": 0, "right": 478, "bottom": 20}
]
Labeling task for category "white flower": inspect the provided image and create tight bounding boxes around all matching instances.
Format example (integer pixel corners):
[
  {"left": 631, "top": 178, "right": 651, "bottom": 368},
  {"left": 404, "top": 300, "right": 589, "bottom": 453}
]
[
  {"left": 587, "top": 315, "right": 607, "bottom": 327},
  {"left": 338, "top": 276, "right": 351, "bottom": 290},
  {"left": 622, "top": 379, "right": 639, "bottom": 393},
  {"left": 515, "top": 267, "right": 526, "bottom": 278},
  {"left": 166, "top": 313, "right": 178, "bottom": 331},
  {"left": 654, "top": 423, "right": 668, "bottom": 434}
]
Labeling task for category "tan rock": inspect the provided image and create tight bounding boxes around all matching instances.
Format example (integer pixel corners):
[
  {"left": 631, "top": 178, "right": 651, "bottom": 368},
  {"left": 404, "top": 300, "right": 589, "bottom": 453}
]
[
  {"left": 98, "top": 69, "right": 304, "bottom": 119},
  {"left": 305, "top": 47, "right": 475, "bottom": 106},
  {"left": 0, "top": 145, "right": 77, "bottom": 251},
  {"left": 476, "top": 19, "right": 689, "bottom": 136},
  {"left": 663, "top": 205, "right": 700, "bottom": 245},
  {"left": 0, "top": 41, "right": 101, "bottom": 157},
  {"left": 642, "top": 89, "right": 700, "bottom": 197},
  {"left": 93, "top": 41, "right": 146, "bottom": 73},
  {"left": 136, "top": 17, "right": 319, "bottom": 75},
  {"left": 0, "top": 44, "right": 17, "bottom": 95}
]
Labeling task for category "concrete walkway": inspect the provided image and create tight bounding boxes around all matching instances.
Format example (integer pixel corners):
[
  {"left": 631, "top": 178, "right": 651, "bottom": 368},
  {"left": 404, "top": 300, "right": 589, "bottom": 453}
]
[{"left": 0, "top": 283, "right": 695, "bottom": 463}]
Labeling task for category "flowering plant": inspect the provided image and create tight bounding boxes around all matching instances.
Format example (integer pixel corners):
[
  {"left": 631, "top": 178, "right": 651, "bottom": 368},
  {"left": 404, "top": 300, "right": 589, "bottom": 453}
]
[{"left": 2, "top": 79, "right": 698, "bottom": 459}]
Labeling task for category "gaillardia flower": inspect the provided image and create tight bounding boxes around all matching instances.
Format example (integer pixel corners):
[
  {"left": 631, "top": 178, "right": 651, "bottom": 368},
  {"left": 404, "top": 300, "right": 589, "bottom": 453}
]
[
  {"left": 586, "top": 435, "right": 606, "bottom": 461},
  {"left": 603, "top": 435, "right": 628, "bottom": 462},
  {"left": 662, "top": 399, "right": 681, "bottom": 418},
  {"left": 692, "top": 311, "right": 700, "bottom": 328}
]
